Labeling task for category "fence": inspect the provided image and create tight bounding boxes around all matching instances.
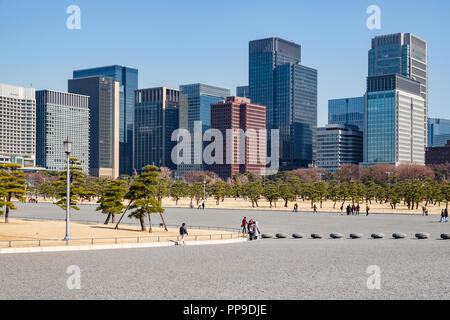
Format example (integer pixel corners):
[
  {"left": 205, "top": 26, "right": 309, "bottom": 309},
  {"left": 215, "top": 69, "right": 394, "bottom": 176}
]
[{"left": 0, "top": 232, "right": 246, "bottom": 249}]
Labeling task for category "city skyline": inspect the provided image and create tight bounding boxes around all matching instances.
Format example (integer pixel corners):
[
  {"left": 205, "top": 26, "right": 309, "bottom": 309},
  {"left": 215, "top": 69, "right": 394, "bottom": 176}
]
[{"left": 1, "top": 0, "right": 449, "bottom": 127}]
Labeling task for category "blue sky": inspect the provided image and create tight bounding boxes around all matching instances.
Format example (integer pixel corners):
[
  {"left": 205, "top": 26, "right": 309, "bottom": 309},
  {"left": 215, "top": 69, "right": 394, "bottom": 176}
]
[{"left": 0, "top": 0, "right": 449, "bottom": 126}]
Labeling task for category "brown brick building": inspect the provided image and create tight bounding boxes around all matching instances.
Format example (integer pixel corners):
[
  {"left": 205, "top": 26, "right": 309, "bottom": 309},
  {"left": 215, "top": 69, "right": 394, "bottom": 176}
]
[{"left": 210, "top": 97, "right": 266, "bottom": 181}]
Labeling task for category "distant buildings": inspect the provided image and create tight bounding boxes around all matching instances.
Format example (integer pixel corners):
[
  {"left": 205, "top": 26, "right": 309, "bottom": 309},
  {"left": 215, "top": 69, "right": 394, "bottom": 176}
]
[
  {"left": 316, "top": 124, "right": 363, "bottom": 173},
  {"left": 428, "top": 118, "right": 450, "bottom": 147},
  {"left": 134, "top": 87, "right": 179, "bottom": 172},
  {"left": 364, "top": 74, "right": 425, "bottom": 165},
  {"left": 177, "top": 83, "right": 230, "bottom": 176},
  {"left": 210, "top": 97, "right": 266, "bottom": 181},
  {"left": 328, "top": 97, "right": 364, "bottom": 132},
  {"left": 73, "top": 65, "right": 138, "bottom": 176},
  {"left": 0, "top": 83, "right": 36, "bottom": 167},
  {"left": 36, "top": 90, "right": 90, "bottom": 172},
  {"left": 236, "top": 86, "right": 249, "bottom": 98},
  {"left": 249, "top": 37, "right": 317, "bottom": 170},
  {"left": 426, "top": 140, "right": 450, "bottom": 165},
  {"left": 68, "top": 76, "right": 120, "bottom": 179}
]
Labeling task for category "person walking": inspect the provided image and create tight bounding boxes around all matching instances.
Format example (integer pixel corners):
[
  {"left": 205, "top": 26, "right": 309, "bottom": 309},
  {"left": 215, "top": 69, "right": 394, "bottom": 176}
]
[
  {"left": 340, "top": 204, "right": 344, "bottom": 216},
  {"left": 356, "top": 203, "right": 361, "bottom": 216},
  {"left": 241, "top": 217, "right": 248, "bottom": 234},
  {"left": 346, "top": 204, "right": 351, "bottom": 216},
  {"left": 313, "top": 204, "right": 317, "bottom": 214},
  {"left": 179, "top": 223, "right": 188, "bottom": 245},
  {"left": 366, "top": 205, "right": 370, "bottom": 216},
  {"left": 422, "top": 206, "right": 426, "bottom": 216},
  {"left": 440, "top": 209, "right": 445, "bottom": 223}
]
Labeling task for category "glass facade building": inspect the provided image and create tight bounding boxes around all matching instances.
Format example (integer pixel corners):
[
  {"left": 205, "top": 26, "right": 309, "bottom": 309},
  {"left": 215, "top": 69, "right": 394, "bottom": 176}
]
[
  {"left": 364, "top": 74, "right": 425, "bottom": 165},
  {"left": 428, "top": 118, "right": 450, "bottom": 147},
  {"left": 177, "top": 83, "right": 230, "bottom": 175},
  {"left": 134, "top": 87, "right": 179, "bottom": 172},
  {"left": 236, "top": 86, "right": 249, "bottom": 98},
  {"left": 73, "top": 65, "right": 138, "bottom": 176},
  {"left": 68, "top": 76, "right": 120, "bottom": 178},
  {"left": 328, "top": 97, "right": 364, "bottom": 132},
  {"left": 249, "top": 37, "right": 317, "bottom": 170},
  {"left": 36, "top": 90, "right": 90, "bottom": 173}
]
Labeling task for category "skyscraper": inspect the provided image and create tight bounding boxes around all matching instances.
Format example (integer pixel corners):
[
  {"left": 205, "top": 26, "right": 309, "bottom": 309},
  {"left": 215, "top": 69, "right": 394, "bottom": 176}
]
[
  {"left": 177, "top": 83, "right": 230, "bottom": 175},
  {"left": 328, "top": 97, "right": 365, "bottom": 132},
  {"left": 369, "top": 33, "right": 428, "bottom": 145},
  {"left": 68, "top": 76, "right": 120, "bottom": 178},
  {"left": 210, "top": 97, "right": 266, "bottom": 181},
  {"left": 428, "top": 118, "right": 450, "bottom": 147},
  {"left": 134, "top": 87, "right": 179, "bottom": 172},
  {"left": 0, "top": 83, "right": 36, "bottom": 167},
  {"left": 364, "top": 74, "right": 425, "bottom": 165},
  {"left": 36, "top": 90, "right": 90, "bottom": 173},
  {"left": 249, "top": 37, "right": 317, "bottom": 170},
  {"left": 73, "top": 65, "right": 138, "bottom": 175}
]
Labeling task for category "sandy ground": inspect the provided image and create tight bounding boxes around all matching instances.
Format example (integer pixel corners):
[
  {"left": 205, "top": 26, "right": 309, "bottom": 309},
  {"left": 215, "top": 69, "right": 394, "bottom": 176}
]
[
  {"left": 29, "top": 196, "right": 447, "bottom": 215},
  {"left": 0, "top": 219, "right": 240, "bottom": 248}
]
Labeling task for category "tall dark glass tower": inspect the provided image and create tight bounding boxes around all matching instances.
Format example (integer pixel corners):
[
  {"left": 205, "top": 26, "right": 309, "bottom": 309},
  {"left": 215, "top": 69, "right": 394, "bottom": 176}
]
[
  {"left": 73, "top": 65, "right": 138, "bottom": 176},
  {"left": 249, "top": 37, "right": 317, "bottom": 170}
]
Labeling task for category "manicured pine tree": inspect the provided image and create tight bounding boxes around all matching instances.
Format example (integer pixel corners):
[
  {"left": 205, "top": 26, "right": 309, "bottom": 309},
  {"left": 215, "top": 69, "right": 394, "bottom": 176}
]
[
  {"left": 0, "top": 164, "right": 26, "bottom": 223},
  {"left": 52, "top": 158, "right": 93, "bottom": 212},
  {"left": 96, "top": 180, "right": 127, "bottom": 224},
  {"left": 125, "top": 165, "right": 166, "bottom": 232}
]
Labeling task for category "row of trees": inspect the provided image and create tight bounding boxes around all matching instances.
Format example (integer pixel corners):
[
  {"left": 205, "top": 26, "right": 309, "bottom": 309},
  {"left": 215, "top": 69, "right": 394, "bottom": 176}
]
[{"left": 4, "top": 161, "right": 449, "bottom": 226}]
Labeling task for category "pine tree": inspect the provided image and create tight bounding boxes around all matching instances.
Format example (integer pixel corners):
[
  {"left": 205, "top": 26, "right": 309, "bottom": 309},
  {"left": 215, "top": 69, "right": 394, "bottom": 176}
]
[
  {"left": 125, "top": 165, "right": 165, "bottom": 232},
  {"left": 96, "top": 180, "right": 127, "bottom": 224},
  {"left": 0, "top": 164, "right": 26, "bottom": 223},
  {"left": 53, "top": 158, "right": 93, "bottom": 212}
]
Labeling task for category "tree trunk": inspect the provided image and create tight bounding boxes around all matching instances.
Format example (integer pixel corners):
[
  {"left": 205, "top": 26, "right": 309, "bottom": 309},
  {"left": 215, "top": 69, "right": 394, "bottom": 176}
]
[
  {"left": 147, "top": 213, "right": 152, "bottom": 233},
  {"left": 284, "top": 200, "right": 288, "bottom": 207},
  {"left": 104, "top": 213, "right": 111, "bottom": 224},
  {"left": 139, "top": 214, "right": 146, "bottom": 231},
  {"left": 111, "top": 214, "right": 115, "bottom": 224},
  {"left": 5, "top": 206, "right": 10, "bottom": 223},
  {"left": 159, "top": 213, "right": 168, "bottom": 232}
]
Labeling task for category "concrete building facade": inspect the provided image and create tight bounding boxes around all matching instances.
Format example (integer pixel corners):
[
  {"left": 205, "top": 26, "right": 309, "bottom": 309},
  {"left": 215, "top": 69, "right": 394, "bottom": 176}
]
[
  {"left": 0, "top": 83, "right": 36, "bottom": 167},
  {"left": 36, "top": 90, "right": 90, "bottom": 172}
]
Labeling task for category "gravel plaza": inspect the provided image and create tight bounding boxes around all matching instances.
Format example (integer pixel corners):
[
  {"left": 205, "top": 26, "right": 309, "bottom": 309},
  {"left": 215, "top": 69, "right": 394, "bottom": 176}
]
[{"left": 0, "top": 203, "right": 449, "bottom": 300}]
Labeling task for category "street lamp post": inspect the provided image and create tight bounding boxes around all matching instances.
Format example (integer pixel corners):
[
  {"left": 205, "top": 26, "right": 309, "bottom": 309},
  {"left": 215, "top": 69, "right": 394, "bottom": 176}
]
[{"left": 63, "top": 137, "right": 72, "bottom": 241}]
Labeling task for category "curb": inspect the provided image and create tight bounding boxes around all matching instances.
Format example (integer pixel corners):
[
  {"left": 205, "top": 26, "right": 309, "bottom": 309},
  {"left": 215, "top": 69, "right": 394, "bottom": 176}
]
[{"left": 0, "top": 237, "right": 248, "bottom": 255}]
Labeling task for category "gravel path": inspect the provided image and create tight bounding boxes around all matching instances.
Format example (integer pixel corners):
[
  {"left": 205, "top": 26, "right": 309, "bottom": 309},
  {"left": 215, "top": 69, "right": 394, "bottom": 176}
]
[{"left": 1, "top": 203, "right": 449, "bottom": 300}]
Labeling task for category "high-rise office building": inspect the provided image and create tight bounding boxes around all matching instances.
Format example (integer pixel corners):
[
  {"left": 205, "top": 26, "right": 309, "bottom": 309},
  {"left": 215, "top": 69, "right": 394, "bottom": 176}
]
[
  {"left": 36, "top": 90, "right": 90, "bottom": 172},
  {"left": 364, "top": 74, "right": 426, "bottom": 165},
  {"left": 249, "top": 37, "right": 318, "bottom": 170},
  {"left": 210, "top": 97, "right": 266, "bottom": 181},
  {"left": 68, "top": 76, "right": 120, "bottom": 178},
  {"left": 328, "top": 97, "right": 364, "bottom": 132},
  {"left": 236, "top": 86, "right": 249, "bottom": 98},
  {"left": 177, "top": 83, "right": 230, "bottom": 175},
  {"left": 369, "top": 33, "right": 428, "bottom": 145},
  {"left": 0, "top": 83, "right": 36, "bottom": 167},
  {"left": 316, "top": 124, "right": 363, "bottom": 173},
  {"left": 134, "top": 87, "right": 179, "bottom": 172},
  {"left": 428, "top": 118, "right": 450, "bottom": 147},
  {"left": 73, "top": 65, "right": 138, "bottom": 175}
]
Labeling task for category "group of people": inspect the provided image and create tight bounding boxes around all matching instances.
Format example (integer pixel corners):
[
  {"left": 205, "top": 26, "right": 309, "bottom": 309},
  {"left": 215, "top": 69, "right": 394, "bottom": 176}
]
[
  {"left": 440, "top": 208, "right": 449, "bottom": 223},
  {"left": 241, "top": 217, "right": 261, "bottom": 240}
]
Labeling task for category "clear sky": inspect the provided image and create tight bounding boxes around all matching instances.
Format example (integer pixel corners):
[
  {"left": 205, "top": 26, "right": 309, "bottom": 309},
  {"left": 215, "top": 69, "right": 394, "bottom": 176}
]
[{"left": 0, "top": 0, "right": 449, "bottom": 126}]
